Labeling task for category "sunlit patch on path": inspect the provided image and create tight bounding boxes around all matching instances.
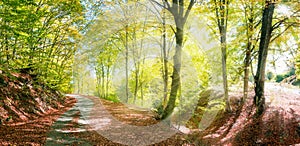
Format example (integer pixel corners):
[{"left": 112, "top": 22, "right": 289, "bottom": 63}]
[
  {"left": 45, "top": 95, "right": 93, "bottom": 145},
  {"left": 45, "top": 95, "right": 188, "bottom": 145},
  {"left": 265, "top": 83, "right": 300, "bottom": 112}
]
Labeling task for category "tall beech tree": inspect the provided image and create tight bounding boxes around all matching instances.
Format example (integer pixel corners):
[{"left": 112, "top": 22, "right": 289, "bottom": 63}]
[
  {"left": 241, "top": 0, "right": 262, "bottom": 101},
  {"left": 212, "top": 0, "right": 231, "bottom": 111},
  {"left": 254, "top": 0, "right": 276, "bottom": 115},
  {"left": 152, "top": 0, "right": 196, "bottom": 119}
]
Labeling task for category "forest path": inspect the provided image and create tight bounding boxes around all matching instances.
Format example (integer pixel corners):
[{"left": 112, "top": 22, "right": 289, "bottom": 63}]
[
  {"left": 45, "top": 95, "right": 93, "bottom": 145},
  {"left": 264, "top": 83, "right": 300, "bottom": 113},
  {"left": 45, "top": 95, "right": 186, "bottom": 146}
]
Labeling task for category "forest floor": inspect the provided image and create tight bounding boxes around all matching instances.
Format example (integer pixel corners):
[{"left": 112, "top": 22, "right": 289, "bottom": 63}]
[
  {"left": 190, "top": 84, "right": 300, "bottom": 145},
  {"left": 0, "top": 69, "right": 300, "bottom": 145},
  {"left": 1, "top": 91, "right": 300, "bottom": 145}
]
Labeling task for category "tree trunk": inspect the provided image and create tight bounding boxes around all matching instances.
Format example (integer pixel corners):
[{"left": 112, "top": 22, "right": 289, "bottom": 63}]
[
  {"left": 101, "top": 64, "right": 105, "bottom": 98},
  {"left": 134, "top": 69, "right": 138, "bottom": 104},
  {"left": 220, "top": 28, "right": 231, "bottom": 112},
  {"left": 162, "top": 27, "right": 183, "bottom": 119},
  {"left": 140, "top": 56, "right": 145, "bottom": 106},
  {"left": 243, "top": 23, "right": 253, "bottom": 102},
  {"left": 106, "top": 66, "right": 110, "bottom": 98},
  {"left": 254, "top": 1, "right": 275, "bottom": 116},
  {"left": 243, "top": 49, "right": 251, "bottom": 102},
  {"left": 77, "top": 76, "right": 81, "bottom": 94},
  {"left": 5, "top": 35, "right": 9, "bottom": 63},
  {"left": 132, "top": 26, "right": 139, "bottom": 104},
  {"left": 162, "top": 6, "right": 169, "bottom": 107},
  {"left": 214, "top": 0, "right": 231, "bottom": 112},
  {"left": 159, "top": 0, "right": 195, "bottom": 119},
  {"left": 243, "top": 1, "right": 255, "bottom": 102},
  {"left": 125, "top": 25, "right": 129, "bottom": 103},
  {"left": 161, "top": 0, "right": 196, "bottom": 119}
]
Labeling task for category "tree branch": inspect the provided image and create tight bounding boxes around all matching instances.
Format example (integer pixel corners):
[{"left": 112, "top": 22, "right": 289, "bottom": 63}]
[
  {"left": 183, "top": 0, "right": 195, "bottom": 23},
  {"left": 270, "top": 22, "right": 295, "bottom": 43},
  {"left": 272, "top": 9, "right": 300, "bottom": 30},
  {"left": 150, "top": 0, "right": 170, "bottom": 11}
]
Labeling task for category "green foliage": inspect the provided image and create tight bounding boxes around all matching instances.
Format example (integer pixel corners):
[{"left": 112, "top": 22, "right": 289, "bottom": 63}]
[
  {"left": 151, "top": 99, "right": 164, "bottom": 116},
  {"left": 275, "top": 74, "right": 285, "bottom": 82},
  {"left": 187, "top": 89, "right": 226, "bottom": 129},
  {"left": 267, "top": 72, "right": 274, "bottom": 81},
  {"left": 275, "top": 68, "right": 296, "bottom": 83},
  {"left": 297, "top": 56, "right": 300, "bottom": 79},
  {"left": 103, "top": 94, "right": 120, "bottom": 103},
  {"left": 0, "top": 0, "right": 84, "bottom": 92}
]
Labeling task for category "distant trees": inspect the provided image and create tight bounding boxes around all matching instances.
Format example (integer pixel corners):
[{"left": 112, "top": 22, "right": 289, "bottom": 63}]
[
  {"left": 79, "top": 0, "right": 299, "bottom": 118},
  {"left": 83, "top": 1, "right": 208, "bottom": 114}
]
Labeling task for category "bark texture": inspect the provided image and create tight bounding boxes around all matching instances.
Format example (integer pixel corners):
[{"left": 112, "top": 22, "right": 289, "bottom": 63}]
[{"left": 254, "top": 1, "right": 275, "bottom": 115}]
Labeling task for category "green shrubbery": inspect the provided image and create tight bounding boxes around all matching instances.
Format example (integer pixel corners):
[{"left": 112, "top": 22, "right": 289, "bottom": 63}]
[
  {"left": 274, "top": 67, "right": 300, "bottom": 87},
  {"left": 275, "top": 68, "right": 295, "bottom": 82},
  {"left": 105, "top": 94, "right": 120, "bottom": 103}
]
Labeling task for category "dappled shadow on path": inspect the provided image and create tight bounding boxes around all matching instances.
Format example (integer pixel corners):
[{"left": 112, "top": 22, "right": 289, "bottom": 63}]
[{"left": 45, "top": 107, "right": 92, "bottom": 145}]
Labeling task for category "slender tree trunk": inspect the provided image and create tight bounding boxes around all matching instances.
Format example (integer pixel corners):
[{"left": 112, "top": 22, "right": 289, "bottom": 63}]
[
  {"left": 79, "top": 74, "right": 83, "bottom": 93},
  {"left": 220, "top": 28, "right": 231, "bottom": 111},
  {"left": 134, "top": 69, "right": 138, "bottom": 104},
  {"left": 244, "top": 49, "right": 251, "bottom": 101},
  {"left": 140, "top": 55, "right": 145, "bottom": 106},
  {"left": 244, "top": 33, "right": 255, "bottom": 103},
  {"left": 254, "top": 1, "right": 275, "bottom": 115},
  {"left": 243, "top": 26, "right": 253, "bottom": 102},
  {"left": 5, "top": 35, "right": 9, "bottom": 63},
  {"left": 96, "top": 67, "right": 101, "bottom": 97},
  {"left": 140, "top": 82, "right": 144, "bottom": 106},
  {"left": 101, "top": 64, "right": 105, "bottom": 98},
  {"left": 132, "top": 27, "right": 139, "bottom": 104},
  {"left": 77, "top": 76, "right": 81, "bottom": 94},
  {"left": 106, "top": 66, "right": 110, "bottom": 98},
  {"left": 214, "top": 0, "right": 231, "bottom": 112},
  {"left": 125, "top": 25, "right": 129, "bottom": 103},
  {"left": 12, "top": 37, "right": 17, "bottom": 61},
  {"left": 162, "top": 5, "right": 169, "bottom": 107},
  {"left": 243, "top": 1, "right": 255, "bottom": 102}
]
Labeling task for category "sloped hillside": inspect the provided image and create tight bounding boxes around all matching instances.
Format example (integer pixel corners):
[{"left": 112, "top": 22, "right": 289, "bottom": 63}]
[{"left": 0, "top": 69, "right": 68, "bottom": 124}]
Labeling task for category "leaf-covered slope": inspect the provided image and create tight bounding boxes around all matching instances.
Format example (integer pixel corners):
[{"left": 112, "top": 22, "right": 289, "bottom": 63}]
[{"left": 0, "top": 70, "right": 66, "bottom": 124}]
